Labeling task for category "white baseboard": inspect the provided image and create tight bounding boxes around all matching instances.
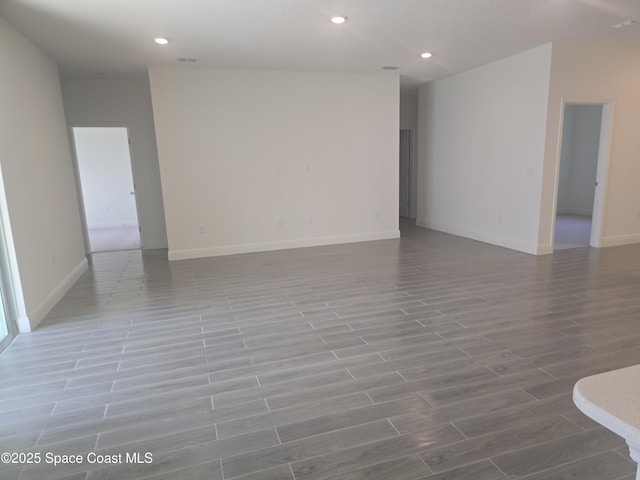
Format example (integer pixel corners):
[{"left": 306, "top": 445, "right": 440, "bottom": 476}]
[
  {"left": 168, "top": 230, "right": 401, "bottom": 261},
  {"left": 536, "top": 244, "right": 554, "bottom": 255},
  {"left": 556, "top": 209, "right": 593, "bottom": 217},
  {"left": 16, "top": 315, "right": 31, "bottom": 333},
  {"left": 142, "top": 238, "right": 169, "bottom": 250},
  {"left": 24, "top": 258, "right": 89, "bottom": 332},
  {"left": 600, "top": 233, "right": 640, "bottom": 248},
  {"left": 416, "top": 220, "right": 538, "bottom": 255}
]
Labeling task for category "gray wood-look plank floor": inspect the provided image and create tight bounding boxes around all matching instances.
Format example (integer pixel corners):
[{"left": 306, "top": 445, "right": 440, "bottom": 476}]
[{"left": 1, "top": 220, "right": 639, "bottom": 480}]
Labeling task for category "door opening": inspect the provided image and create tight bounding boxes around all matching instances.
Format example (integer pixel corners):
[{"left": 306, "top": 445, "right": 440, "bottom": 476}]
[
  {"left": 0, "top": 279, "right": 14, "bottom": 353},
  {"left": 0, "top": 204, "right": 17, "bottom": 352},
  {"left": 399, "top": 130, "right": 411, "bottom": 219},
  {"left": 553, "top": 103, "right": 611, "bottom": 250},
  {"left": 72, "top": 127, "right": 141, "bottom": 253}
]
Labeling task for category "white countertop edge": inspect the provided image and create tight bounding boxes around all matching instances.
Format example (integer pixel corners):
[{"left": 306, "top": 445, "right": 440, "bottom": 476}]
[{"left": 573, "top": 381, "right": 640, "bottom": 447}]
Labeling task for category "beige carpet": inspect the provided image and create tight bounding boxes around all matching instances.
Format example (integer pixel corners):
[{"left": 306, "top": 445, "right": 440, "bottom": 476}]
[
  {"left": 88, "top": 226, "right": 141, "bottom": 252},
  {"left": 555, "top": 214, "right": 592, "bottom": 250}
]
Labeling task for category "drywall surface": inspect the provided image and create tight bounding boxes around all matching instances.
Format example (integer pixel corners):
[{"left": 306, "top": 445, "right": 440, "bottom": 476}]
[
  {"left": 0, "top": 17, "right": 86, "bottom": 331},
  {"left": 74, "top": 127, "right": 139, "bottom": 228},
  {"left": 61, "top": 76, "right": 168, "bottom": 249},
  {"left": 556, "top": 105, "right": 600, "bottom": 216},
  {"left": 149, "top": 67, "right": 399, "bottom": 260},
  {"left": 417, "top": 44, "right": 552, "bottom": 254},
  {"left": 539, "top": 44, "right": 640, "bottom": 249}
]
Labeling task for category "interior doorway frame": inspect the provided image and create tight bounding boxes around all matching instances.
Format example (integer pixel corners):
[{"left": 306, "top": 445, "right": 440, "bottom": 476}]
[
  {"left": 0, "top": 197, "right": 20, "bottom": 349},
  {"left": 68, "top": 124, "right": 144, "bottom": 256},
  {"left": 399, "top": 129, "right": 411, "bottom": 218},
  {"left": 550, "top": 99, "right": 615, "bottom": 249}
]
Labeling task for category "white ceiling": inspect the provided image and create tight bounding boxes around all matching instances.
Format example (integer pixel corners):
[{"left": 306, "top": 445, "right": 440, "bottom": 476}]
[{"left": 1, "top": 0, "right": 639, "bottom": 89}]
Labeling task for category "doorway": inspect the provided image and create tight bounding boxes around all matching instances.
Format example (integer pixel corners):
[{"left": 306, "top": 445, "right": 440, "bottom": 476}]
[
  {"left": 399, "top": 130, "right": 411, "bottom": 218},
  {"left": 553, "top": 103, "right": 611, "bottom": 250},
  {"left": 72, "top": 127, "right": 141, "bottom": 253},
  {"left": 0, "top": 204, "right": 16, "bottom": 352},
  {"left": 0, "top": 282, "right": 14, "bottom": 353}
]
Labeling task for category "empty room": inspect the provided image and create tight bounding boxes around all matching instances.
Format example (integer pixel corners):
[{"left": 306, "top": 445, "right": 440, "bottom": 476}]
[{"left": 1, "top": 1, "right": 640, "bottom": 480}]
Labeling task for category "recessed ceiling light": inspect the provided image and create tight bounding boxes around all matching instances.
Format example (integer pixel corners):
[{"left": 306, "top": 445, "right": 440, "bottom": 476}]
[
  {"left": 331, "top": 16, "right": 347, "bottom": 24},
  {"left": 381, "top": 66, "right": 399, "bottom": 70},
  {"left": 420, "top": 52, "right": 433, "bottom": 59},
  {"left": 154, "top": 38, "right": 169, "bottom": 45}
]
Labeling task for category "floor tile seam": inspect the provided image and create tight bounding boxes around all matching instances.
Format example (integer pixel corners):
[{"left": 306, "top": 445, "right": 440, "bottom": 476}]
[
  {"left": 58, "top": 373, "right": 212, "bottom": 405},
  {"left": 83, "top": 344, "right": 124, "bottom": 355},
  {"left": 233, "top": 421, "right": 408, "bottom": 476},
  {"left": 484, "top": 425, "right": 611, "bottom": 467},
  {"left": 90, "top": 456, "right": 217, "bottom": 480},
  {"left": 536, "top": 367, "right": 558, "bottom": 380},
  {"left": 78, "top": 348, "right": 202, "bottom": 370},
  {"left": 363, "top": 391, "right": 376, "bottom": 406},
  {"left": 386, "top": 418, "right": 402, "bottom": 437},
  {"left": 455, "top": 346, "right": 473, "bottom": 359},
  {"left": 453, "top": 399, "right": 581, "bottom": 438},
  {"left": 267, "top": 407, "right": 402, "bottom": 446},
  {"left": 416, "top": 451, "right": 435, "bottom": 475},
  {"left": 69, "top": 362, "right": 211, "bottom": 390},
  {"left": 274, "top": 407, "right": 410, "bottom": 452},
  {"left": 262, "top": 378, "right": 384, "bottom": 412},
  {"left": 287, "top": 444, "right": 430, "bottom": 480},
  {"left": 34, "top": 429, "right": 106, "bottom": 451},
  {"left": 518, "top": 387, "right": 541, "bottom": 403},
  {"left": 417, "top": 415, "right": 582, "bottom": 464},
  {"left": 0, "top": 383, "right": 71, "bottom": 403},
  {"left": 611, "top": 447, "right": 636, "bottom": 465},
  {"left": 94, "top": 412, "right": 223, "bottom": 451},
  {"left": 110, "top": 331, "right": 225, "bottom": 351},
  {"left": 246, "top": 363, "right": 366, "bottom": 393},
  {"left": 397, "top": 366, "right": 519, "bottom": 401},
  {"left": 99, "top": 384, "right": 241, "bottom": 417},
  {"left": 503, "top": 447, "right": 633, "bottom": 480},
  {"left": 487, "top": 458, "right": 511, "bottom": 479},
  {"left": 415, "top": 392, "right": 434, "bottom": 409},
  {"left": 448, "top": 421, "right": 470, "bottom": 440}
]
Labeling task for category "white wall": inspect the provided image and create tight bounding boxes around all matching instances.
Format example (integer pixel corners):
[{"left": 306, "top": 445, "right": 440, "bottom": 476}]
[
  {"left": 417, "top": 44, "right": 552, "bottom": 254},
  {"left": 400, "top": 89, "right": 419, "bottom": 219},
  {"left": 74, "top": 127, "right": 139, "bottom": 228},
  {"left": 149, "top": 67, "right": 399, "bottom": 260},
  {"left": 60, "top": 76, "right": 168, "bottom": 249},
  {"left": 0, "top": 17, "right": 87, "bottom": 331},
  {"left": 538, "top": 44, "right": 640, "bottom": 249},
  {"left": 556, "top": 105, "right": 600, "bottom": 216}
]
